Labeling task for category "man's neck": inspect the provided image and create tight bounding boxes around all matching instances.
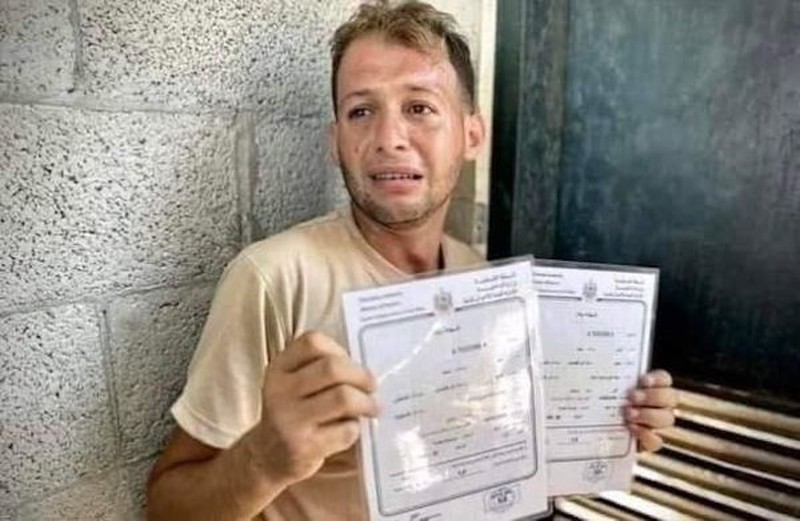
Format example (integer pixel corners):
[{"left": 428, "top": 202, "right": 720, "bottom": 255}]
[{"left": 351, "top": 204, "right": 448, "bottom": 274}]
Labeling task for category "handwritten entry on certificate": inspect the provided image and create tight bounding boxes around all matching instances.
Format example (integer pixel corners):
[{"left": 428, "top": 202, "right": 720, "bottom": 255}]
[
  {"left": 534, "top": 260, "right": 658, "bottom": 496},
  {"left": 343, "top": 260, "right": 549, "bottom": 521}
]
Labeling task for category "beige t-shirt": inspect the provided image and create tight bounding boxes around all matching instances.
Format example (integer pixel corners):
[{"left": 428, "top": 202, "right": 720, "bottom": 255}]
[{"left": 171, "top": 207, "right": 482, "bottom": 520}]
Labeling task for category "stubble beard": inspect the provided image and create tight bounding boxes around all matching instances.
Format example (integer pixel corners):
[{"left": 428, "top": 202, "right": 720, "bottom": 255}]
[{"left": 340, "top": 165, "right": 454, "bottom": 230}]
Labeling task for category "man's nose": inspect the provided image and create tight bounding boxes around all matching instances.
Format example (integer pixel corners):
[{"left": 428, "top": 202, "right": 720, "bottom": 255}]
[{"left": 373, "top": 111, "right": 409, "bottom": 153}]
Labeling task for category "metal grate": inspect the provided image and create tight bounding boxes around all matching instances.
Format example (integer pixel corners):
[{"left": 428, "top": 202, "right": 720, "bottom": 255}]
[{"left": 554, "top": 389, "right": 800, "bottom": 520}]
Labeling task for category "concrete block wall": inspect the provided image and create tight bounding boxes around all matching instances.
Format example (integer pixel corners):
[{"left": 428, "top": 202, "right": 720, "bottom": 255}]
[{"left": 1, "top": 1, "right": 493, "bottom": 518}]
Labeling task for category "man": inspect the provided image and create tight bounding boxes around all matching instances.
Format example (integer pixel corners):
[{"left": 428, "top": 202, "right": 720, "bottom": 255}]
[{"left": 146, "top": 2, "right": 677, "bottom": 519}]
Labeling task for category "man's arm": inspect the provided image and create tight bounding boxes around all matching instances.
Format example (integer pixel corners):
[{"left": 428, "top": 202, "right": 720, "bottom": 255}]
[
  {"left": 146, "top": 332, "right": 380, "bottom": 520},
  {"left": 147, "top": 427, "right": 284, "bottom": 520},
  {"left": 626, "top": 369, "right": 678, "bottom": 452}
]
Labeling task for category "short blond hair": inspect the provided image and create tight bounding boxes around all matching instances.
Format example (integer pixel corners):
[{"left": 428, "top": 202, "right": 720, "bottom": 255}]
[{"left": 330, "top": 0, "right": 476, "bottom": 115}]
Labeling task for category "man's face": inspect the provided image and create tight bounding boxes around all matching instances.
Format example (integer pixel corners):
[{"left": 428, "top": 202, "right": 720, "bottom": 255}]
[{"left": 331, "top": 34, "right": 484, "bottom": 229}]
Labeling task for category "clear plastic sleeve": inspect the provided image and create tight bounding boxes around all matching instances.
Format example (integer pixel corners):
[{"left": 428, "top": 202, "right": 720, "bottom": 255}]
[{"left": 343, "top": 257, "right": 551, "bottom": 520}]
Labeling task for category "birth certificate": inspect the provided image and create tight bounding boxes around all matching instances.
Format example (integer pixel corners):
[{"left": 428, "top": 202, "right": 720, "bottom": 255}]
[
  {"left": 533, "top": 260, "right": 658, "bottom": 496},
  {"left": 344, "top": 259, "right": 549, "bottom": 521}
]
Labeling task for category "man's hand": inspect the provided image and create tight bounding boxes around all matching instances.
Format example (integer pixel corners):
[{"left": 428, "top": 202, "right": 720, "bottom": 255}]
[
  {"left": 626, "top": 369, "right": 678, "bottom": 452},
  {"left": 244, "top": 331, "right": 380, "bottom": 486}
]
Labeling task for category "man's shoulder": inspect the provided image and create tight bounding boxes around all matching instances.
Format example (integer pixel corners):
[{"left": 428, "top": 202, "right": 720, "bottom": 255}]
[{"left": 238, "top": 209, "right": 350, "bottom": 273}]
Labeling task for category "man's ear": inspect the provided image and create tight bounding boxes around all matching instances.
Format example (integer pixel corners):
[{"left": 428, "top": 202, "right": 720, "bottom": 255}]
[
  {"left": 328, "top": 121, "right": 340, "bottom": 166},
  {"left": 463, "top": 112, "right": 486, "bottom": 162}
]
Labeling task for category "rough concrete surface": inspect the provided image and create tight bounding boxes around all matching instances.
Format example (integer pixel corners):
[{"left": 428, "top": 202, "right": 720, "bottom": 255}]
[
  {"left": 125, "top": 457, "right": 156, "bottom": 518},
  {"left": 16, "top": 455, "right": 155, "bottom": 520},
  {"left": 107, "top": 284, "right": 215, "bottom": 459},
  {"left": 17, "top": 467, "right": 133, "bottom": 521},
  {"left": 78, "top": 0, "right": 359, "bottom": 112},
  {"left": 0, "top": 103, "right": 240, "bottom": 311},
  {"left": 0, "top": 0, "right": 75, "bottom": 99},
  {"left": 252, "top": 116, "right": 342, "bottom": 239},
  {"left": 0, "top": 305, "right": 116, "bottom": 506}
]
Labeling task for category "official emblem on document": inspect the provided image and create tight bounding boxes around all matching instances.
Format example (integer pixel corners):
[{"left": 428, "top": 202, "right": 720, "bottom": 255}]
[
  {"left": 433, "top": 288, "right": 454, "bottom": 314},
  {"left": 583, "top": 459, "right": 610, "bottom": 483},
  {"left": 582, "top": 279, "right": 598, "bottom": 301},
  {"left": 484, "top": 484, "right": 519, "bottom": 514}
]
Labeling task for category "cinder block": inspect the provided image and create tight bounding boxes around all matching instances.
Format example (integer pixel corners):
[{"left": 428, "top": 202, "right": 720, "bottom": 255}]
[
  {"left": 0, "top": 0, "right": 75, "bottom": 98},
  {"left": 78, "top": 0, "right": 359, "bottom": 113},
  {"left": 0, "top": 305, "right": 117, "bottom": 505},
  {"left": 125, "top": 457, "right": 156, "bottom": 518},
  {"left": 16, "top": 467, "right": 133, "bottom": 521},
  {"left": 252, "top": 116, "right": 344, "bottom": 238},
  {"left": 107, "top": 285, "right": 215, "bottom": 459},
  {"left": 0, "top": 104, "right": 240, "bottom": 311}
]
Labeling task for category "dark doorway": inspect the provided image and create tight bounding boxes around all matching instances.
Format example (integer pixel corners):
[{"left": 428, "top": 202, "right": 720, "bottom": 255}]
[{"left": 489, "top": 0, "right": 800, "bottom": 410}]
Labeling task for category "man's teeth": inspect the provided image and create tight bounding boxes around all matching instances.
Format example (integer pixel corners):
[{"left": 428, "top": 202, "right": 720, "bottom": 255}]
[{"left": 372, "top": 173, "right": 420, "bottom": 180}]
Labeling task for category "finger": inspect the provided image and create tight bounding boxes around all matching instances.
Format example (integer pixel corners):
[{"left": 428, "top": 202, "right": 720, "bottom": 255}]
[
  {"left": 293, "top": 356, "right": 377, "bottom": 397},
  {"left": 276, "top": 331, "right": 349, "bottom": 372},
  {"left": 626, "top": 406, "right": 675, "bottom": 429},
  {"left": 317, "top": 419, "right": 362, "bottom": 455},
  {"left": 305, "top": 385, "right": 380, "bottom": 424},
  {"left": 629, "top": 387, "right": 678, "bottom": 409},
  {"left": 629, "top": 423, "right": 664, "bottom": 452},
  {"left": 640, "top": 369, "right": 673, "bottom": 388}
]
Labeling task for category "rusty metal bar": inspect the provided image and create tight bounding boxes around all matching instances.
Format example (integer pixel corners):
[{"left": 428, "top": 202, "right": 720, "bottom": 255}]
[
  {"left": 677, "top": 390, "right": 800, "bottom": 440},
  {"left": 630, "top": 481, "right": 740, "bottom": 521}
]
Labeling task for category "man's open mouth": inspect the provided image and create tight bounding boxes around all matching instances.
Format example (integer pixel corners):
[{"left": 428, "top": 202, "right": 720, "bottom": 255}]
[{"left": 369, "top": 172, "right": 423, "bottom": 181}]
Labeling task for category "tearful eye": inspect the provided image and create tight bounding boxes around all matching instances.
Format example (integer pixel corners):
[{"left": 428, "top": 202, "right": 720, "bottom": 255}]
[
  {"left": 409, "top": 104, "right": 434, "bottom": 115},
  {"left": 347, "top": 107, "right": 370, "bottom": 119}
]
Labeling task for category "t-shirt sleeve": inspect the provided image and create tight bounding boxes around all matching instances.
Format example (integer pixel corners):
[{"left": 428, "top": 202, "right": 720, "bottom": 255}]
[{"left": 171, "top": 253, "right": 284, "bottom": 449}]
